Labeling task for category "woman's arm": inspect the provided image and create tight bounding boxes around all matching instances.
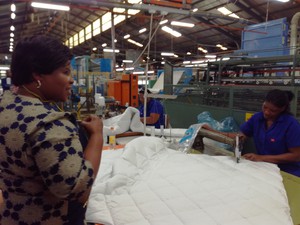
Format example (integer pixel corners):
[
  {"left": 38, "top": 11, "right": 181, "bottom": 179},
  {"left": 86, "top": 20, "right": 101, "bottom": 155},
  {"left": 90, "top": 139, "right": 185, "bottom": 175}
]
[{"left": 243, "top": 147, "right": 300, "bottom": 163}]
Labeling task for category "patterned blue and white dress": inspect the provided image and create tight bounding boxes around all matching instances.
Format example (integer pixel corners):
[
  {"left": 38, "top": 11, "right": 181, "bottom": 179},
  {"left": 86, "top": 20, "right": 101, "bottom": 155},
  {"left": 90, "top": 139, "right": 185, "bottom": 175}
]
[{"left": 0, "top": 91, "right": 94, "bottom": 225}]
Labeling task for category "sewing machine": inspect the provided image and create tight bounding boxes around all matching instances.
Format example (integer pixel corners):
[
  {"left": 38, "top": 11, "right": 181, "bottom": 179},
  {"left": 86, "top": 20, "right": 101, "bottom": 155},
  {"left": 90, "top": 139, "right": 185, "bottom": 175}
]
[{"left": 192, "top": 128, "right": 242, "bottom": 163}]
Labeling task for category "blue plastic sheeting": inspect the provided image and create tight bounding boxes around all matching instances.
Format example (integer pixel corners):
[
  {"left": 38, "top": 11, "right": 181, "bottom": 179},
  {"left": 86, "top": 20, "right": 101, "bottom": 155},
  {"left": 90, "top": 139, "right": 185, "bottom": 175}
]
[{"left": 238, "top": 18, "right": 289, "bottom": 58}]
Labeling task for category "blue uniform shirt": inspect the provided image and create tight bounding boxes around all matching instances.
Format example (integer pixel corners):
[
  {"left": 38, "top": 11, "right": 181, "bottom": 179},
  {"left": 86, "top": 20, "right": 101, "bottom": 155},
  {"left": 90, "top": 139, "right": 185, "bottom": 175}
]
[
  {"left": 240, "top": 112, "right": 300, "bottom": 177},
  {"left": 139, "top": 98, "right": 165, "bottom": 128}
]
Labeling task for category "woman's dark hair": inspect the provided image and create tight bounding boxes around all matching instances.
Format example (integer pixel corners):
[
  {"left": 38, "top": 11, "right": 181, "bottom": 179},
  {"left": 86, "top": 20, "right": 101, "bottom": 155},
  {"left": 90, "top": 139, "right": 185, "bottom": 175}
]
[
  {"left": 10, "top": 35, "right": 73, "bottom": 86},
  {"left": 265, "top": 89, "right": 294, "bottom": 113}
]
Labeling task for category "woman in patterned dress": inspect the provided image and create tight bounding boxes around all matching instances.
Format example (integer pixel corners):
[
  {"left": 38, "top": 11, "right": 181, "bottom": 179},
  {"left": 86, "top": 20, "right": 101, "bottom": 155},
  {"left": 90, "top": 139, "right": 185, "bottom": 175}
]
[{"left": 0, "top": 35, "right": 103, "bottom": 225}]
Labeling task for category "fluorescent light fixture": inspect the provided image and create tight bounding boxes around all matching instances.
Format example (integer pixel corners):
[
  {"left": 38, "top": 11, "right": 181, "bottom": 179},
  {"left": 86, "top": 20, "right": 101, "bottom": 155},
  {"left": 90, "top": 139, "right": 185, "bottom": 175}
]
[
  {"left": 10, "top": 26, "right": 15, "bottom": 31},
  {"left": 11, "top": 13, "right": 16, "bottom": 20},
  {"left": 171, "top": 21, "right": 194, "bottom": 28},
  {"left": 161, "top": 52, "right": 174, "bottom": 56},
  {"left": 0, "top": 66, "right": 9, "bottom": 70},
  {"left": 122, "top": 60, "right": 133, "bottom": 63},
  {"left": 192, "top": 60, "right": 204, "bottom": 64},
  {"left": 192, "top": 8, "right": 198, "bottom": 12},
  {"left": 102, "top": 43, "right": 107, "bottom": 47},
  {"left": 92, "top": 47, "right": 97, "bottom": 51},
  {"left": 173, "top": 54, "right": 179, "bottom": 58},
  {"left": 116, "top": 68, "right": 123, "bottom": 72},
  {"left": 159, "top": 19, "right": 168, "bottom": 25},
  {"left": 31, "top": 2, "right": 70, "bottom": 11},
  {"left": 276, "top": 0, "right": 289, "bottom": 2},
  {"left": 139, "top": 28, "right": 147, "bottom": 33},
  {"left": 10, "top": 38, "right": 14, "bottom": 42},
  {"left": 11, "top": 4, "right": 16, "bottom": 12},
  {"left": 10, "top": 33, "right": 14, "bottom": 38},
  {"left": 183, "top": 61, "right": 191, "bottom": 64},
  {"left": 124, "top": 34, "right": 130, "bottom": 39},
  {"left": 199, "top": 63, "right": 208, "bottom": 67},
  {"left": 221, "top": 47, "right": 228, "bottom": 50},
  {"left": 216, "top": 44, "right": 222, "bottom": 47},
  {"left": 205, "top": 54, "right": 217, "bottom": 58},
  {"left": 161, "top": 61, "right": 165, "bottom": 64},
  {"left": 187, "top": 52, "right": 191, "bottom": 55},
  {"left": 161, "top": 26, "right": 181, "bottom": 37},
  {"left": 127, "top": 39, "right": 143, "bottom": 47},
  {"left": 103, "top": 48, "right": 120, "bottom": 53},
  {"left": 133, "top": 71, "right": 144, "bottom": 75},
  {"left": 125, "top": 67, "right": 134, "bottom": 71}
]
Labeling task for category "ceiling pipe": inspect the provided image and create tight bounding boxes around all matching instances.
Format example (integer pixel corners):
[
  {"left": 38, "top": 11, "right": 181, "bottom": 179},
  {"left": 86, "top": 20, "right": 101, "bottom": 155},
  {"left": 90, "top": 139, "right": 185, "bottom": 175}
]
[
  {"left": 290, "top": 12, "right": 300, "bottom": 55},
  {"left": 56, "top": 0, "right": 254, "bottom": 25}
]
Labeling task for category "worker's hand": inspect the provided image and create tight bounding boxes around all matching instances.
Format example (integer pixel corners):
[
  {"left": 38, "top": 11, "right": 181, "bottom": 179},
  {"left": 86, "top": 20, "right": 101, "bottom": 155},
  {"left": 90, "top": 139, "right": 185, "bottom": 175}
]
[
  {"left": 242, "top": 153, "right": 263, "bottom": 162},
  {"left": 80, "top": 115, "right": 103, "bottom": 136},
  {"left": 201, "top": 124, "right": 213, "bottom": 131}
]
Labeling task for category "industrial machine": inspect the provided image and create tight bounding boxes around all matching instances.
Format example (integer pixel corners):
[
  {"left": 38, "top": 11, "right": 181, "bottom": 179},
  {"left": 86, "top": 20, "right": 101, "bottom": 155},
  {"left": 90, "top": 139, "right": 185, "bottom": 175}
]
[{"left": 107, "top": 73, "right": 139, "bottom": 107}]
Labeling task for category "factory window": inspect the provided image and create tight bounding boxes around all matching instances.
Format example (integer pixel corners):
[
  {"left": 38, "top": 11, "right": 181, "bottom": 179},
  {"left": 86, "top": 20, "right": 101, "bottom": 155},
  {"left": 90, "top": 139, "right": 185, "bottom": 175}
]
[
  {"left": 85, "top": 24, "right": 92, "bottom": 40},
  {"left": 93, "top": 19, "right": 101, "bottom": 36},
  {"left": 69, "top": 36, "right": 73, "bottom": 48},
  {"left": 73, "top": 33, "right": 79, "bottom": 46},
  {"left": 79, "top": 29, "right": 85, "bottom": 44},
  {"left": 102, "top": 12, "right": 112, "bottom": 32},
  {"left": 65, "top": 39, "right": 69, "bottom": 47},
  {"left": 114, "top": 15, "right": 126, "bottom": 25}
]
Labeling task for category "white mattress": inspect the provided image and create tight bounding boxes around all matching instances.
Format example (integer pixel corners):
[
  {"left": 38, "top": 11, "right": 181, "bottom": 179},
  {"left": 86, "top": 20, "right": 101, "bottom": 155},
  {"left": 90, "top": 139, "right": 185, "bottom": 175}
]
[{"left": 86, "top": 137, "right": 293, "bottom": 225}]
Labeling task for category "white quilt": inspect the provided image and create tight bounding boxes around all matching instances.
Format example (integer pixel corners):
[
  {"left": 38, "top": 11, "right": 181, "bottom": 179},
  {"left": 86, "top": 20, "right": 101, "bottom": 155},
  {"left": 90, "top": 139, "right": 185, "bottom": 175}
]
[{"left": 86, "top": 137, "right": 293, "bottom": 225}]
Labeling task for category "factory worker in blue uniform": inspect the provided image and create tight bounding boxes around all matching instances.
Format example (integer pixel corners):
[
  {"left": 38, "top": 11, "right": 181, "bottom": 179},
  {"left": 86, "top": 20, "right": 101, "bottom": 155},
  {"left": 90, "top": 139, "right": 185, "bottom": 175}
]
[
  {"left": 203, "top": 89, "right": 300, "bottom": 177},
  {"left": 240, "top": 89, "right": 300, "bottom": 177},
  {"left": 138, "top": 88, "right": 165, "bottom": 128}
]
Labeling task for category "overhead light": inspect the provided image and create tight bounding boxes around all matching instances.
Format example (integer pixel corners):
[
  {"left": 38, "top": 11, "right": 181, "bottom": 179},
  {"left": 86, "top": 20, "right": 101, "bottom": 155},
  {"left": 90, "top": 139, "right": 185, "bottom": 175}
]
[
  {"left": 124, "top": 34, "right": 130, "bottom": 39},
  {"left": 183, "top": 61, "right": 191, "bottom": 64},
  {"left": 187, "top": 52, "right": 192, "bottom": 55},
  {"left": 139, "top": 28, "right": 147, "bottom": 33},
  {"left": 92, "top": 47, "right": 97, "bottom": 51},
  {"left": 11, "top": 13, "right": 16, "bottom": 20},
  {"left": 102, "top": 43, "right": 107, "bottom": 47},
  {"left": 31, "top": 2, "right": 70, "bottom": 11},
  {"left": 122, "top": 60, "right": 133, "bottom": 63},
  {"left": 192, "top": 8, "right": 198, "bottom": 12},
  {"left": 221, "top": 47, "right": 228, "bottom": 50},
  {"left": 116, "top": 68, "right": 123, "bottom": 72},
  {"left": 132, "top": 71, "right": 144, "bottom": 75},
  {"left": 171, "top": 21, "right": 195, "bottom": 28},
  {"left": 11, "top": 4, "right": 16, "bottom": 12},
  {"left": 127, "top": 39, "right": 143, "bottom": 47},
  {"left": 0, "top": 66, "right": 9, "bottom": 70},
  {"left": 103, "top": 48, "right": 120, "bottom": 53},
  {"left": 205, "top": 54, "right": 217, "bottom": 58},
  {"left": 10, "top": 33, "right": 14, "bottom": 38},
  {"left": 216, "top": 44, "right": 222, "bottom": 48},
  {"left": 161, "top": 52, "right": 174, "bottom": 56},
  {"left": 161, "top": 26, "right": 181, "bottom": 37},
  {"left": 276, "top": 0, "right": 289, "bottom": 2},
  {"left": 10, "top": 26, "right": 15, "bottom": 31},
  {"left": 159, "top": 19, "right": 168, "bottom": 25},
  {"left": 125, "top": 67, "right": 134, "bottom": 71}
]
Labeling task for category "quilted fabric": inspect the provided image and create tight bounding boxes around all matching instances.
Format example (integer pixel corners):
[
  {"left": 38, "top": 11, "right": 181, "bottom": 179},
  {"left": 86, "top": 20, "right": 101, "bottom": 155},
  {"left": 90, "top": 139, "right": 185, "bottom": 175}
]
[{"left": 86, "top": 136, "right": 293, "bottom": 225}]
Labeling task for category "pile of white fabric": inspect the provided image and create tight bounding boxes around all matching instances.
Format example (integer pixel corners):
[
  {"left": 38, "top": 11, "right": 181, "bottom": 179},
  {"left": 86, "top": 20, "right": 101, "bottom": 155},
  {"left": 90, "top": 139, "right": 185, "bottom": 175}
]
[{"left": 86, "top": 136, "right": 293, "bottom": 225}]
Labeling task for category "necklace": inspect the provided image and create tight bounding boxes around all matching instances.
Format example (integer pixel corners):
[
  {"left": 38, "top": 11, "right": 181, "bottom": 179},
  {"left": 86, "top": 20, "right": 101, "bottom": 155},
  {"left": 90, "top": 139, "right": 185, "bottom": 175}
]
[{"left": 21, "top": 85, "right": 64, "bottom": 112}]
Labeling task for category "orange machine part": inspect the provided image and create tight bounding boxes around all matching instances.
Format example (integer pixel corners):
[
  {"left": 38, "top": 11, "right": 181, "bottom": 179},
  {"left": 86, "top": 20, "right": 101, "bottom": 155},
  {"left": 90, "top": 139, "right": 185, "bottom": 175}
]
[
  {"left": 107, "top": 80, "right": 122, "bottom": 103},
  {"left": 121, "top": 74, "right": 138, "bottom": 107}
]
